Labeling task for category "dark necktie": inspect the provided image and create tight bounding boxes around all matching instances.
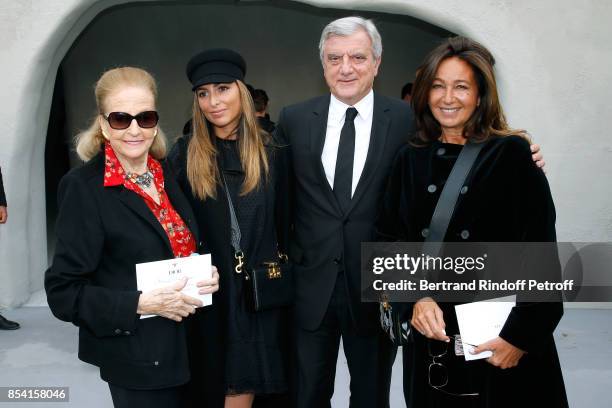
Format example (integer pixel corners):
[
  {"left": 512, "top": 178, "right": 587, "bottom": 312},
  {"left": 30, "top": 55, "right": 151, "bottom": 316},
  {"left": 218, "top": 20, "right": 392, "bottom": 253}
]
[{"left": 333, "top": 107, "right": 358, "bottom": 213}]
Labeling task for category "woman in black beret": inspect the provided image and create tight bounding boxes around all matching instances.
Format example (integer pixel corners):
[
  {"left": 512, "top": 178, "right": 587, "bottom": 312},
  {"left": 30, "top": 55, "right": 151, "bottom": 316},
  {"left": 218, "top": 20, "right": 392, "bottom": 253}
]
[{"left": 169, "top": 49, "right": 291, "bottom": 408}]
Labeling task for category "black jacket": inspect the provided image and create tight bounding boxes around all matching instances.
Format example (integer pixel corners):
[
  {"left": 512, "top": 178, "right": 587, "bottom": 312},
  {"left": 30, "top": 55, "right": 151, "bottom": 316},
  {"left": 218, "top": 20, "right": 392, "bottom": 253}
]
[
  {"left": 0, "top": 166, "right": 6, "bottom": 206},
  {"left": 45, "top": 152, "right": 201, "bottom": 389},
  {"left": 376, "top": 136, "right": 568, "bottom": 407},
  {"left": 258, "top": 116, "right": 276, "bottom": 134},
  {"left": 276, "top": 92, "right": 414, "bottom": 332}
]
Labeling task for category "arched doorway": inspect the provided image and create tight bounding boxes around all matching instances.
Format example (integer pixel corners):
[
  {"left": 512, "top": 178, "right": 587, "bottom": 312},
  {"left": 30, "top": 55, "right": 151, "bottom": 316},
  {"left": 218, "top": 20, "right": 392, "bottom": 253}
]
[{"left": 44, "top": 0, "right": 452, "bottom": 261}]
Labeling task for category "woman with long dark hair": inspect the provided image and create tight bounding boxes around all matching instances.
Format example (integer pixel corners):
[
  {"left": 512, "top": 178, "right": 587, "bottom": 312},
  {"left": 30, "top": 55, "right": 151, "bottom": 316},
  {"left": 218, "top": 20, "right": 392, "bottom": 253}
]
[{"left": 376, "top": 37, "right": 567, "bottom": 407}]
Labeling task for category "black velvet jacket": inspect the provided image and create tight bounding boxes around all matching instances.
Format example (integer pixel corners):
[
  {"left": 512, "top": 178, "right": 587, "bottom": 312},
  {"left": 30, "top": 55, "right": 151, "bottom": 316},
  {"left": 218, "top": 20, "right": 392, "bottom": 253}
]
[{"left": 376, "top": 135, "right": 568, "bottom": 407}]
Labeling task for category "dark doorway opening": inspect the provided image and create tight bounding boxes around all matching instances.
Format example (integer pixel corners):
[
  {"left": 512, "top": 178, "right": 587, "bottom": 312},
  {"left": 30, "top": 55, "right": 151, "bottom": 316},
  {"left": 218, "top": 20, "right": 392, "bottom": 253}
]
[
  {"left": 45, "top": 67, "right": 71, "bottom": 263},
  {"left": 44, "top": 0, "right": 452, "bottom": 260}
]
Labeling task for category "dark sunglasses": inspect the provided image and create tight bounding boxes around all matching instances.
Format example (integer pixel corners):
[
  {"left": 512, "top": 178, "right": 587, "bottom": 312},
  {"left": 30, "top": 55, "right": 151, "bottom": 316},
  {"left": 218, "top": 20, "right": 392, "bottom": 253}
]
[{"left": 103, "top": 111, "right": 159, "bottom": 130}]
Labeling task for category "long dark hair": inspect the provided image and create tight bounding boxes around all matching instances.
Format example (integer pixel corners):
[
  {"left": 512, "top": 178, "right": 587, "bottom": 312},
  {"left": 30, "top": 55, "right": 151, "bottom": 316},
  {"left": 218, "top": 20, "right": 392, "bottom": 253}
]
[{"left": 411, "top": 36, "right": 527, "bottom": 143}]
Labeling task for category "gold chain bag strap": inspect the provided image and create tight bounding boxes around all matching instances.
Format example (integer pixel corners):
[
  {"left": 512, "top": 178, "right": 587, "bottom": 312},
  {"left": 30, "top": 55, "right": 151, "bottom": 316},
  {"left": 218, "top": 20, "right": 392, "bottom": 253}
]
[{"left": 221, "top": 171, "right": 294, "bottom": 312}]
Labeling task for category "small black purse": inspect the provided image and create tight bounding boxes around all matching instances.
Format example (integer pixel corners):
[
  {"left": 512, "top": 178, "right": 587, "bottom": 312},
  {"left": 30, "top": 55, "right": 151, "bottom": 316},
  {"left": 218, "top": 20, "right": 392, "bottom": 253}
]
[
  {"left": 221, "top": 172, "right": 294, "bottom": 312},
  {"left": 243, "top": 252, "right": 294, "bottom": 311}
]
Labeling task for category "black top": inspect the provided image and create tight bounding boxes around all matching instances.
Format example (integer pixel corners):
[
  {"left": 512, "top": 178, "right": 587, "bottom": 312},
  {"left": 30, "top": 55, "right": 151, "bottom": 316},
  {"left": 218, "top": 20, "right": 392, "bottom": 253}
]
[
  {"left": 376, "top": 136, "right": 568, "bottom": 407},
  {"left": 217, "top": 138, "right": 276, "bottom": 267},
  {"left": 377, "top": 137, "right": 558, "bottom": 243}
]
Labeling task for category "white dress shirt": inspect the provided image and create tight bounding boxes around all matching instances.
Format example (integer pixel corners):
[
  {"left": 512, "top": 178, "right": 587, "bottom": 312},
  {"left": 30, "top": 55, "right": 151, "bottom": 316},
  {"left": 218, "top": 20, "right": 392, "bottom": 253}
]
[{"left": 321, "top": 90, "right": 374, "bottom": 197}]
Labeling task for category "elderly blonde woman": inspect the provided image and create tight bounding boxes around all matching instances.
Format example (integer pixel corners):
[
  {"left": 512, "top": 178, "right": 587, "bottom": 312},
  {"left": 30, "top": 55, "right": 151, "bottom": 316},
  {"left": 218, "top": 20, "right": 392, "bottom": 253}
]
[{"left": 45, "top": 67, "right": 219, "bottom": 408}]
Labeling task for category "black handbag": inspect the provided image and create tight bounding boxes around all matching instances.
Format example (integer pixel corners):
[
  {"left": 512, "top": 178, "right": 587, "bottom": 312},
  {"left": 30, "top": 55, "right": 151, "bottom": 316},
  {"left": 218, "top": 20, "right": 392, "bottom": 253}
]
[
  {"left": 221, "top": 172, "right": 294, "bottom": 312},
  {"left": 380, "top": 141, "right": 485, "bottom": 345},
  {"left": 244, "top": 252, "right": 294, "bottom": 311}
]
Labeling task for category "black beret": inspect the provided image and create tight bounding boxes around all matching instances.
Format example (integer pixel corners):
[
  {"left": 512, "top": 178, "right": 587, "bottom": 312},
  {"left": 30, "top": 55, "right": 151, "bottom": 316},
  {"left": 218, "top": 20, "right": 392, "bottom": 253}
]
[{"left": 186, "top": 48, "right": 246, "bottom": 91}]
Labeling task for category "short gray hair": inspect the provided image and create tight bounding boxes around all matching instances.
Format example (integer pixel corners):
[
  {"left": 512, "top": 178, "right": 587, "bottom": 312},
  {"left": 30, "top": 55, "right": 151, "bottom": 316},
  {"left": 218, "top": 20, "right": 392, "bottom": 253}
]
[{"left": 318, "top": 16, "right": 383, "bottom": 64}]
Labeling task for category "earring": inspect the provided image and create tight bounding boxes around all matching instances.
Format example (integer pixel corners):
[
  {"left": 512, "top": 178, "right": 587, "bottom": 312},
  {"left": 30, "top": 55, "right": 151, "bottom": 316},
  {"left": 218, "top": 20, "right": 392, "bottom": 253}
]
[
  {"left": 154, "top": 129, "right": 158, "bottom": 137},
  {"left": 102, "top": 130, "right": 110, "bottom": 140}
]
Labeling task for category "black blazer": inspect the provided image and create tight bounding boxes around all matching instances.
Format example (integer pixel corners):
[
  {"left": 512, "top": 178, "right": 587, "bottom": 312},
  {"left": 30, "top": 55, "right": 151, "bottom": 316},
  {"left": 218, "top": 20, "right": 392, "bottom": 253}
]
[
  {"left": 0, "top": 166, "right": 6, "bottom": 206},
  {"left": 45, "top": 152, "right": 201, "bottom": 390},
  {"left": 276, "top": 92, "right": 414, "bottom": 332}
]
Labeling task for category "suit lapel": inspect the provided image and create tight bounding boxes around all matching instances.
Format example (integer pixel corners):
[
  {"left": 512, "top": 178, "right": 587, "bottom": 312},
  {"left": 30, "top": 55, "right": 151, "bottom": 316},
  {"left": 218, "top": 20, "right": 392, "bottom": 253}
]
[
  {"left": 345, "top": 93, "right": 390, "bottom": 216},
  {"left": 94, "top": 152, "right": 191, "bottom": 256},
  {"left": 114, "top": 186, "right": 174, "bottom": 254},
  {"left": 310, "top": 95, "right": 343, "bottom": 215}
]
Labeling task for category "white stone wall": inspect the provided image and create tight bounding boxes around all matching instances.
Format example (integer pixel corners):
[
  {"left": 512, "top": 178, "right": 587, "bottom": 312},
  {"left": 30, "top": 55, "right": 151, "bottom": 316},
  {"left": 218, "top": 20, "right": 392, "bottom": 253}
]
[
  {"left": 60, "top": 2, "right": 447, "bottom": 151},
  {"left": 1, "top": 0, "right": 611, "bottom": 307}
]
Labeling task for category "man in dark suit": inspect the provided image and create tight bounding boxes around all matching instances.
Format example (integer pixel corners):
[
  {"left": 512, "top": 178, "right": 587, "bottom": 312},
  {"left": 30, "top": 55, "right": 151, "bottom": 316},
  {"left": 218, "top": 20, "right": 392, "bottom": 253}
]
[
  {"left": 276, "top": 16, "right": 413, "bottom": 407},
  {"left": 0, "top": 165, "right": 20, "bottom": 330}
]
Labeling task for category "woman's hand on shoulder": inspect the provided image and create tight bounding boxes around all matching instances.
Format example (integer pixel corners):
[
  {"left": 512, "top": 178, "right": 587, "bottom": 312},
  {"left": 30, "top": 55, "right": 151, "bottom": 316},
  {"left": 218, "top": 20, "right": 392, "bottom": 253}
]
[
  {"left": 411, "top": 297, "right": 450, "bottom": 342},
  {"left": 471, "top": 336, "right": 526, "bottom": 369},
  {"left": 196, "top": 265, "right": 220, "bottom": 295},
  {"left": 137, "top": 277, "right": 203, "bottom": 322}
]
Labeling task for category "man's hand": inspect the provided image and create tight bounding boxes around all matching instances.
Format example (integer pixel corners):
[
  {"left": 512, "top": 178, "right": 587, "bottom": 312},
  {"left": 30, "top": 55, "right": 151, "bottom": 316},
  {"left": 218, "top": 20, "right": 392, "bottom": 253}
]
[
  {"left": 471, "top": 336, "right": 526, "bottom": 369},
  {"left": 531, "top": 144, "right": 545, "bottom": 170},
  {"left": 0, "top": 206, "right": 7, "bottom": 224}
]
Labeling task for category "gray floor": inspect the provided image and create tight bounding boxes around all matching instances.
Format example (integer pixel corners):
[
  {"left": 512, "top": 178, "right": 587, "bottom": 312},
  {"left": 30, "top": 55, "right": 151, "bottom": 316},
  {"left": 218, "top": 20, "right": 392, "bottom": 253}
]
[{"left": 0, "top": 307, "right": 610, "bottom": 407}]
